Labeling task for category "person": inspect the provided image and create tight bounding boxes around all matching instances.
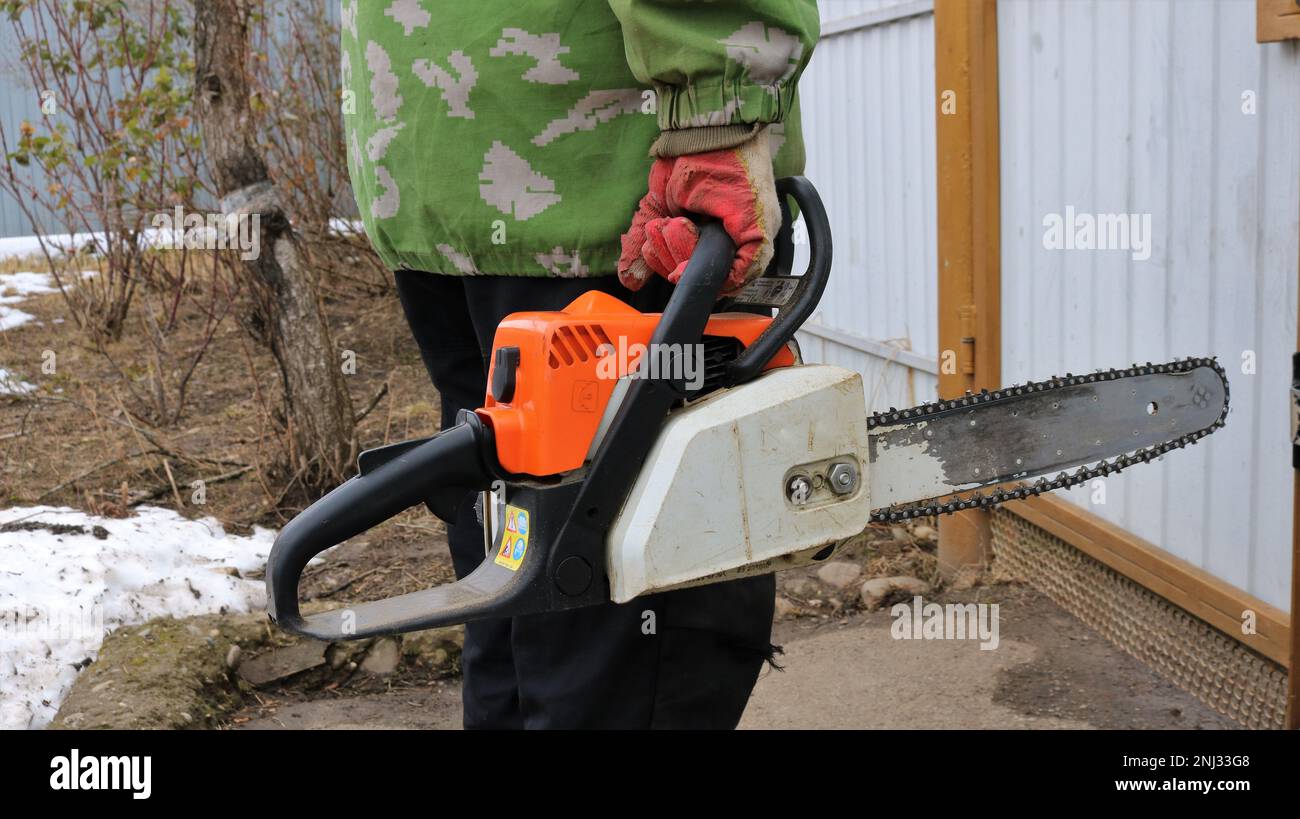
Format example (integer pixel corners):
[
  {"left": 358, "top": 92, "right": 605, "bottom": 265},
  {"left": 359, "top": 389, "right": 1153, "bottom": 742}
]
[{"left": 341, "top": 0, "right": 819, "bottom": 729}]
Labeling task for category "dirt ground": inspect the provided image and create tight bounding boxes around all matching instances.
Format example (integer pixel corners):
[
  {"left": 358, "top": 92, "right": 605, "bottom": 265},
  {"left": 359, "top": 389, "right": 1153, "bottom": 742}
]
[
  {"left": 2, "top": 253, "right": 1239, "bottom": 730},
  {"left": 225, "top": 532, "right": 1236, "bottom": 730},
  {"left": 229, "top": 581, "right": 1234, "bottom": 730},
  {"left": 740, "top": 584, "right": 1235, "bottom": 729}
]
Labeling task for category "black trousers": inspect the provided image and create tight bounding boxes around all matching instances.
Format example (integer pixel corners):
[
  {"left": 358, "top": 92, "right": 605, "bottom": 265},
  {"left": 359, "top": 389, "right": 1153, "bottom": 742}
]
[{"left": 394, "top": 271, "right": 776, "bottom": 729}]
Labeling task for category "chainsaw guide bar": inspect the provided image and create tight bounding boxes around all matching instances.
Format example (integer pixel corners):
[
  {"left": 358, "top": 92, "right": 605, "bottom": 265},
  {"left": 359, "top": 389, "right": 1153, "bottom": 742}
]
[{"left": 865, "top": 358, "right": 1230, "bottom": 523}]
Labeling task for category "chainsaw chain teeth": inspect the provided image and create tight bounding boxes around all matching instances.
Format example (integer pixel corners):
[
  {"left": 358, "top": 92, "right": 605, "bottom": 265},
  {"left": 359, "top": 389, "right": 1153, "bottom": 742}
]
[{"left": 866, "top": 357, "right": 1230, "bottom": 524}]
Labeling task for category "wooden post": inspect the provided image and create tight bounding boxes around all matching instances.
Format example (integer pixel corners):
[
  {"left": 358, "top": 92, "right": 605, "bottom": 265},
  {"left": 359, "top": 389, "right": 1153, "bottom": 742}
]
[{"left": 934, "top": 0, "right": 1001, "bottom": 577}]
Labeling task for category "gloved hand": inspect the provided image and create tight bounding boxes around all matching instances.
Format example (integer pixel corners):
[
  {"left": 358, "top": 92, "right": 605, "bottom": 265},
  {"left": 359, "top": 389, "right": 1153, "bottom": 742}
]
[{"left": 617, "top": 124, "right": 780, "bottom": 296}]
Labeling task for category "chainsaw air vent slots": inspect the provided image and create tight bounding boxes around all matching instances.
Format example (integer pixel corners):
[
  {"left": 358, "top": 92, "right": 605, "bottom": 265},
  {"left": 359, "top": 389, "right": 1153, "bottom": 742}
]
[
  {"left": 265, "top": 177, "right": 1228, "bottom": 640},
  {"left": 547, "top": 323, "right": 611, "bottom": 369}
]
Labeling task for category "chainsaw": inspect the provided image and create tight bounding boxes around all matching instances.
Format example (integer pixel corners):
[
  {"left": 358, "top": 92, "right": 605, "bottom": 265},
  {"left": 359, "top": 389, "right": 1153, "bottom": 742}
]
[{"left": 266, "top": 177, "right": 1229, "bottom": 640}]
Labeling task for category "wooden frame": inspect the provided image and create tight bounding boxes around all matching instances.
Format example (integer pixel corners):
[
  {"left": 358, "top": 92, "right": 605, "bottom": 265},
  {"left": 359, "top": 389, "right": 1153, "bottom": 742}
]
[
  {"left": 1014, "top": 495, "right": 1290, "bottom": 667},
  {"left": 1257, "top": 0, "right": 1300, "bottom": 43}
]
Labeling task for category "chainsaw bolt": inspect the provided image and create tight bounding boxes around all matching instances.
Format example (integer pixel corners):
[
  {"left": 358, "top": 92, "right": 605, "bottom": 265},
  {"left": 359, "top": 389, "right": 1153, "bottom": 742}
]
[
  {"left": 828, "top": 462, "right": 859, "bottom": 496},
  {"left": 786, "top": 475, "right": 812, "bottom": 506}
]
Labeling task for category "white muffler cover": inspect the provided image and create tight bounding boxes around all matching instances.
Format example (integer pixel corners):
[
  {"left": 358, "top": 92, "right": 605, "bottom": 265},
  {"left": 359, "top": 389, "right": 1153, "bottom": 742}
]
[{"left": 607, "top": 365, "right": 872, "bottom": 602}]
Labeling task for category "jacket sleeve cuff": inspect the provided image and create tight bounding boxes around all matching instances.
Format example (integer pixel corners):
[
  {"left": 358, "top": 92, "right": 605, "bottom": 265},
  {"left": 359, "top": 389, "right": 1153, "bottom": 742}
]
[
  {"left": 653, "top": 78, "right": 797, "bottom": 131},
  {"left": 650, "top": 123, "right": 764, "bottom": 157}
]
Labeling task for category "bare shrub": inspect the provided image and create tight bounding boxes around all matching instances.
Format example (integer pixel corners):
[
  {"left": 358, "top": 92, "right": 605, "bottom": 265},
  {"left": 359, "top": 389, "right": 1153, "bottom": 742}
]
[{"left": 0, "top": 0, "right": 238, "bottom": 425}]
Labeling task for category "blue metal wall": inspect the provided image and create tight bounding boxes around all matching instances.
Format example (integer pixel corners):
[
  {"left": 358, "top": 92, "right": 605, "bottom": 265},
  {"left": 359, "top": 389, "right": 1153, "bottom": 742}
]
[{"left": 0, "top": 18, "right": 54, "bottom": 238}]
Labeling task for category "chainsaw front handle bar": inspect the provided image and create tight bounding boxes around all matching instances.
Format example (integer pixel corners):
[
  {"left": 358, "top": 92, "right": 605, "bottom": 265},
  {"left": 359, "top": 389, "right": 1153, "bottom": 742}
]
[
  {"left": 266, "top": 221, "right": 740, "bottom": 639},
  {"left": 265, "top": 413, "right": 507, "bottom": 638}
]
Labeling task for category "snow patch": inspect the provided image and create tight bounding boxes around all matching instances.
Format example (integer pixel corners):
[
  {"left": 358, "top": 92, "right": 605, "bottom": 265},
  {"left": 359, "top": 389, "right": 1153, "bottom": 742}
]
[
  {"left": 0, "top": 368, "right": 35, "bottom": 395},
  {"left": 0, "top": 270, "right": 59, "bottom": 333},
  {"left": 0, "top": 505, "right": 275, "bottom": 730},
  {"left": 0, "top": 271, "right": 57, "bottom": 298},
  {"left": 0, "top": 225, "right": 365, "bottom": 264},
  {"left": 0, "top": 307, "right": 36, "bottom": 333},
  {"left": 0, "top": 232, "right": 102, "bottom": 261},
  {"left": 0, "top": 270, "right": 58, "bottom": 334}
]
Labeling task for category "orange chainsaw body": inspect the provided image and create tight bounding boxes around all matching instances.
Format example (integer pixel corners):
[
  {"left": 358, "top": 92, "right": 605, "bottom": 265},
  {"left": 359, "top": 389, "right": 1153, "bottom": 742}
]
[{"left": 477, "top": 290, "right": 794, "bottom": 477}]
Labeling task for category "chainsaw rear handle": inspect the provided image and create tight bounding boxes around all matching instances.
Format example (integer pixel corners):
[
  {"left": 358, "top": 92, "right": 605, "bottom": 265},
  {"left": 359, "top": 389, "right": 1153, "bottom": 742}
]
[
  {"left": 265, "top": 222, "right": 738, "bottom": 640},
  {"left": 726, "top": 175, "right": 833, "bottom": 385}
]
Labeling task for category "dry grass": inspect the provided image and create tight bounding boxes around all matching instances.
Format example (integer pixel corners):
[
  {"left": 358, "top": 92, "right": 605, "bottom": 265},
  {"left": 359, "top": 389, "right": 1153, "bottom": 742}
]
[{"left": 0, "top": 248, "right": 438, "bottom": 532}]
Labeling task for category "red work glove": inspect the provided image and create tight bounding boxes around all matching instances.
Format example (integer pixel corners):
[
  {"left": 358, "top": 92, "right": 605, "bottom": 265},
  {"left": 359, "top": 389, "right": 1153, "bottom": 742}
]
[{"left": 617, "top": 124, "right": 780, "bottom": 297}]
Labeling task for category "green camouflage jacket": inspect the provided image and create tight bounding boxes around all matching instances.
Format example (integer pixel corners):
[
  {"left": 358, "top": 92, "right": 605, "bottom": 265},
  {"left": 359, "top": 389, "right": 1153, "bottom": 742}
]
[{"left": 341, "top": 0, "right": 819, "bottom": 277}]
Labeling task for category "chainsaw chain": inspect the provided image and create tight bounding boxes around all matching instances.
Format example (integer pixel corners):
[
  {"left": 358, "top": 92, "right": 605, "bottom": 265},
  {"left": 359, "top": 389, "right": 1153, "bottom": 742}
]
[{"left": 867, "top": 357, "right": 1230, "bottom": 524}]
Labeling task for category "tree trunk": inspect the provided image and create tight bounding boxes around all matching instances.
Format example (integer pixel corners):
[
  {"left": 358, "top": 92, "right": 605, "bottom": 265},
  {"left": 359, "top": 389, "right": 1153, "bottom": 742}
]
[{"left": 193, "top": 0, "right": 356, "bottom": 489}]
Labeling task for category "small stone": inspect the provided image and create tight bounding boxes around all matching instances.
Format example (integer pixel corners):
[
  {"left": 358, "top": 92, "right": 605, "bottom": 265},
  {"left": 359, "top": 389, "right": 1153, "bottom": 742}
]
[
  {"left": 815, "top": 561, "right": 862, "bottom": 590},
  {"left": 326, "top": 644, "right": 351, "bottom": 670},
  {"left": 949, "top": 565, "right": 981, "bottom": 592},
  {"left": 221, "top": 566, "right": 242, "bottom": 578},
  {"left": 875, "top": 539, "right": 903, "bottom": 556},
  {"left": 224, "top": 645, "right": 242, "bottom": 670},
  {"left": 860, "top": 576, "right": 931, "bottom": 610},
  {"left": 783, "top": 577, "right": 817, "bottom": 598},
  {"left": 912, "top": 525, "right": 938, "bottom": 542},
  {"left": 400, "top": 627, "right": 463, "bottom": 672},
  {"left": 179, "top": 712, "right": 193, "bottom": 725},
  {"left": 238, "top": 641, "right": 326, "bottom": 686},
  {"left": 360, "top": 637, "right": 401, "bottom": 675},
  {"left": 774, "top": 596, "right": 799, "bottom": 618}
]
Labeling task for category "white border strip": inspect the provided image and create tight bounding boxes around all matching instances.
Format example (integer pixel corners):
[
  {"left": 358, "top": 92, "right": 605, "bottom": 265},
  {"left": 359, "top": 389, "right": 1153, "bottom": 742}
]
[{"left": 820, "top": 0, "right": 935, "bottom": 38}]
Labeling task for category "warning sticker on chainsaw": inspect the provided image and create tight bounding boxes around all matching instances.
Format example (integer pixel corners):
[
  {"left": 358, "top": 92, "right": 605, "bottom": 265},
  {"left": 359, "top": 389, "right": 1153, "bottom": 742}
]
[{"left": 494, "top": 505, "right": 530, "bottom": 571}]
